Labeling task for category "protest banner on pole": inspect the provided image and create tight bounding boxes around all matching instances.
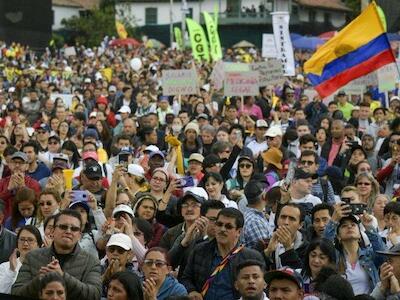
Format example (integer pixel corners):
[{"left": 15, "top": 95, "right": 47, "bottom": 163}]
[
  {"left": 271, "top": 12, "right": 295, "bottom": 76},
  {"left": 162, "top": 69, "right": 199, "bottom": 96},
  {"left": 203, "top": 12, "right": 223, "bottom": 62},
  {"left": 186, "top": 18, "right": 210, "bottom": 62},
  {"left": 251, "top": 60, "right": 285, "bottom": 86},
  {"left": 174, "top": 27, "right": 183, "bottom": 49},
  {"left": 262, "top": 34, "right": 278, "bottom": 58},
  {"left": 224, "top": 71, "right": 259, "bottom": 96}
]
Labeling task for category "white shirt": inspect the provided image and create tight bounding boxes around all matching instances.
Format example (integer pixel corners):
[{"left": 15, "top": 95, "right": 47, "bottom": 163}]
[
  {"left": 345, "top": 260, "right": 370, "bottom": 295},
  {"left": 0, "top": 258, "right": 22, "bottom": 293},
  {"left": 239, "top": 293, "right": 269, "bottom": 300},
  {"left": 291, "top": 194, "right": 322, "bottom": 206},
  {"left": 246, "top": 139, "right": 268, "bottom": 158}
]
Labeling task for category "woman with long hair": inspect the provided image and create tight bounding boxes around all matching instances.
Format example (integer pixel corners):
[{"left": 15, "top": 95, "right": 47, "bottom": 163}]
[
  {"left": 107, "top": 271, "right": 143, "bottom": 300},
  {"left": 96, "top": 120, "right": 113, "bottom": 155},
  {"left": 204, "top": 172, "right": 237, "bottom": 208},
  {"left": 226, "top": 155, "right": 256, "bottom": 201},
  {"left": 301, "top": 238, "right": 336, "bottom": 295},
  {"left": 57, "top": 121, "right": 70, "bottom": 145},
  {"left": 61, "top": 140, "right": 81, "bottom": 169},
  {"left": 5, "top": 187, "right": 37, "bottom": 232},
  {"left": 33, "top": 189, "right": 61, "bottom": 238},
  {"left": 0, "top": 225, "right": 43, "bottom": 293},
  {"left": 354, "top": 172, "right": 380, "bottom": 209}
]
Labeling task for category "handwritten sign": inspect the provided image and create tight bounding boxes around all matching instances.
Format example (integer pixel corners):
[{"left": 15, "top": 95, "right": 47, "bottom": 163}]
[
  {"left": 224, "top": 71, "right": 259, "bottom": 96},
  {"left": 50, "top": 93, "right": 74, "bottom": 108},
  {"left": 251, "top": 60, "right": 285, "bottom": 86},
  {"left": 162, "top": 69, "right": 199, "bottom": 96},
  {"left": 210, "top": 60, "right": 225, "bottom": 90}
]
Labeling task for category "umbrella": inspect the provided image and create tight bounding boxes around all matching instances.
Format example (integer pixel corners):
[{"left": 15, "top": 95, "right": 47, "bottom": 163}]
[
  {"left": 292, "top": 36, "right": 325, "bottom": 50},
  {"left": 318, "top": 31, "right": 337, "bottom": 41},
  {"left": 290, "top": 33, "right": 303, "bottom": 41},
  {"left": 109, "top": 38, "right": 141, "bottom": 47},
  {"left": 146, "top": 38, "right": 165, "bottom": 49},
  {"left": 232, "top": 40, "right": 256, "bottom": 48}
]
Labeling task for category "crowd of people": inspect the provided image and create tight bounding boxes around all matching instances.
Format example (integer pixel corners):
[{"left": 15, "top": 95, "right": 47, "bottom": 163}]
[{"left": 0, "top": 38, "right": 400, "bottom": 300}]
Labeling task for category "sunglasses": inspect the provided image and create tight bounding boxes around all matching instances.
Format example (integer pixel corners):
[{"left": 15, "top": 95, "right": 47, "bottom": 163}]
[
  {"left": 108, "top": 246, "right": 127, "bottom": 254},
  {"left": 39, "top": 201, "right": 53, "bottom": 206},
  {"left": 215, "top": 221, "right": 236, "bottom": 230},
  {"left": 143, "top": 259, "right": 167, "bottom": 268},
  {"left": 239, "top": 163, "right": 252, "bottom": 169},
  {"left": 56, "top": 224, "right": 81, "bottom": 232}
]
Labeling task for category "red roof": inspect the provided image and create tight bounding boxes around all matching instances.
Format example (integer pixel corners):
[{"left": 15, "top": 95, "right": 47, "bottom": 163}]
[{"left": 295, "top": 0, "right": 351, "bottom": 12}]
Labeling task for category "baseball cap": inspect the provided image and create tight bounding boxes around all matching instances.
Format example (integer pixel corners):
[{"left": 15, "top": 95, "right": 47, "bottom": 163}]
[
  {"left": 39, "top": 123, "right": 50, "bottom": 132},
  {"left": 377, "top": 243, "right": 400, "bottom": 256},
  {"left": 180, "top": 187, "right": 208, "bottom": 205},
  {"left": 188, "top": 153, "right": 204, "bottom": 164},
  {"left": 84, "top": 78, "right": 91, "bottom": 84},
  {"left": 244, "top": 180, "right": 265, "bottom": 203},
  {"left": 83, "top": 162, "right": 102, "bottom": 180},
  {"left": 149, "top": 151, "right": 165, "bottom": 160},
  {"left": 144, "top": 145, "right": 160, "bottom": 153},
  {"left": 197, "top": 113, "right": 209, "bottom": 120},
  {"left": 203, "top": 154, "right": 221, "bottom": 169},
  {"left": 118, "top": 106, "right": 131, "bottom": 114},
  {"left": 256, "top": 119, "right": 268, "bottom": 128},
  {"left": 127, "top": 164, "right": 145, "bottom": 177},
  {"left": 293, "top": 168, "right": 312, "bottom": 180},
  {"left": 89, "top": 112, "right": 97, "bottom": 119},
  {"left": 265, "top": 267, "right": 303, "bottom": 289},
  {"left": 83, "top": 128, "right": 99, "bottom": 140},
  {"left": 108, "top": 85, "right": 117, "bottom": 93},
  {"left": 337, "top": 90, "right": 346, "bottom": 96},
  {"left": 238, "top": 155, "right": 254, "bottom": 164},
  {"left": 52, "top": 160, "right": 69, "bottom": 171},
  {"left": 119, "top": 147, "right": 133, "bottom": 155},
  {"left": 265, "top": 126, "right": 283, "bottom": 137},
  {"left": 48, "top": 135, "right": 60, "bottom": 142},
  {"left": 11, "top": 151, "right": 28, "bottom": 162},
  {"left": 96, "top": 96, "right": 108, "bottom": 106},
  {"left": 112, "top": 204, "right": 134, "bottom": 219},
  {"left": 69, "top": 200, "right": 90, "bottom": 214},
  {"left": 8, "top": 87, "right": 16, "bottom": 93},
  {"left": 350, "top": 144, "right": 366, "bottom": 157},
  {"left": 159, "top": 96, "right": 169, "bottom": 102},
  {"left": 106, "top": 233, "right": 132, "bottom": 251},
  {"left": 82, "top": 151, "right": 99, "bottom": 161},
  {"left": 336, "top": 214, "right": 360, "bottom": 234},
  {"left": 391, "top": 96, "right": 400, "bottom": 102}
]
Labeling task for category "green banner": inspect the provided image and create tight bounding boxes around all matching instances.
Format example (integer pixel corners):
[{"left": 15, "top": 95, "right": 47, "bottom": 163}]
[
  {"left": 214, "top": 4, "right": 218, "bottom": 28},
  {"left": 203, "top": 12, "right": 222, "bottom": 62},
  {"left": 174, "top": 27, "right": 183, "bottom": 49},
  {"left": 186, "top": 18, "right": 210, "bottom": 62}
]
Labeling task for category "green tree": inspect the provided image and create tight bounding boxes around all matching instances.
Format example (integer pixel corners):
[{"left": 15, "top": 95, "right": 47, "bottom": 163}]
[{"left": 61, "top": 3, "right": 136, "bottom": 47}]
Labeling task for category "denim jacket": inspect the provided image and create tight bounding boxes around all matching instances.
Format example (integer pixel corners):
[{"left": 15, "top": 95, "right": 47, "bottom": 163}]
[{"left": 323, "top": 220, "right": 386, "bottom": 289}]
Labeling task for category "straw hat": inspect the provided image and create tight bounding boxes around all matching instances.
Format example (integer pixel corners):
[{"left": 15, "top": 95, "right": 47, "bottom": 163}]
[{"left": 262, "top": 147, "right": 283, "bottom": 169}]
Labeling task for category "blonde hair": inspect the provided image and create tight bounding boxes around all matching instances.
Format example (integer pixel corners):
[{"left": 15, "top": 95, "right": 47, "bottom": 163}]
[{"left": 354, "top": 173, "right": 379, "bottom": 209}]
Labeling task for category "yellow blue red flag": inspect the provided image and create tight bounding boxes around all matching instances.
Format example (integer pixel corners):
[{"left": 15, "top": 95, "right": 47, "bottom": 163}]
[{"left": 304, "top": 2, "right": 395, "bottom": 98}]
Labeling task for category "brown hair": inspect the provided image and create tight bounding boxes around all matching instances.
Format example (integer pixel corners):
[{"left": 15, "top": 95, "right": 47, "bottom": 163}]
[
  {"left": 11, "top": 187, "right": 37, "bottom": 230},
  {"left": 36, "top": 189, "right": 62, "bottom": 223}
]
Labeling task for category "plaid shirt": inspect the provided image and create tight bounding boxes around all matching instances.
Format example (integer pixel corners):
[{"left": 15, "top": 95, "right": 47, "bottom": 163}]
[{"left": 242, "top": 207, "right": 272, "bottom": 249}]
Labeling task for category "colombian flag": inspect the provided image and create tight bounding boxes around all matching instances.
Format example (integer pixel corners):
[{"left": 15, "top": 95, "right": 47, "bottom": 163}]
[
  {"left": 304, "top": 2, "right": 396, "bottom": 98},
  {"left": 115, "top": 21, "right": 128, "bottom": 39}
]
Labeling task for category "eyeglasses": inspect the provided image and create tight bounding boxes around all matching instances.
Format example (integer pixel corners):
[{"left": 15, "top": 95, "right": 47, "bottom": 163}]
[
  {"left": 143, "top": 259, "right": 167, "bottom": 268},
  {"left": 18, "top": 237, "right": 36, "bottom": 244},
  {"left": 39, "top": 201, "right": 53, "bottom": 206},
  {"left": 357, "top": 182, "right": 371, "bottom": 186},
  {"left": 239, "top": 163, "right": 252, "bottom": 169},
  {"left": 151, "top": 176, "right": 166, "bottom": 182},
  {"left": 181, "top": 202, "right": 201, "bottom": 209},
  {"left": 215, "top": 221, "right": 236, "bottom": 230},
  {"left": 300, "top": 160, "right": 314, "bottom": 166},
  {"left": 56, "top": 224, "right": 81, "bottom": 232},
  {"left": 108, "top": 246, "right": 127, "bottom": 254}
]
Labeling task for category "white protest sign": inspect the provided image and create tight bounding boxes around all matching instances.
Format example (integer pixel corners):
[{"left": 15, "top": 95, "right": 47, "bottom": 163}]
[
  {"left": 251, "top": 60, "right": 285, "bottom": 86},
  {"left": 50, "top": 94, "right": 74, "bottom": 108},
  {"left": 162, "top": 69, "right": 199, "bottom": 96},
  {"left": 64, "top": 47, "right": 76, "bottom": 57},
  {"left": 224, "top": 62, "right": 250, "bottom": 72},
  {"left": 272, "top": 11, "right": 295, "bottom": 76},
  {"left": 224, "top": 71, "right": 259, "bottom": 96},
  {"left": 210, "top": 60, "right": 225, "bottom": 90},
  {"left": 262, "top": 34, "right": 278, "bottom": 58},
  {"left": 378, "top": 63, "right": 399, "bottom": 92}
]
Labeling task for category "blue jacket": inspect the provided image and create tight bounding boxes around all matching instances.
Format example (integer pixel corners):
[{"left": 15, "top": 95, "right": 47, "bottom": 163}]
[
  {"left": 157, "top": 275, "right": 187, "bottom": 300},
  {"left": 323, "top": 220, "right": 386, "bottom": 289}
]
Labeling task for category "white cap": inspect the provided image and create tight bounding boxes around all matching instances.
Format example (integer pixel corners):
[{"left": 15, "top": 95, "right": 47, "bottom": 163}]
[
  {"left": 391, "top": 96, "right": 400, "bottom": 102},
  {"left": 296, "top": 74, "right": 304, "bottom": 81},
  {"left": 145, "top": 145, "right": 160, "bottom": 153},
  {"left": 109, "top": 85, "right": 117, "bottom": 92},
  {"left": 127, "top": 164, "right": 145, "bottom": 177},
  {"left": 265, "top": 126, "right": 283, "bottom": 137},
  {"left": 8, "top": 87, "right": 15, "bottom": 93},
  {"left": 118, "top": 105, "right": 131, "bottom": 114},
  {"left": 256, "top": 119, "right": 269, "bottom": 128},
  {"left": 84, "top": 78, "right": 91, "bottom": 83},
  {"left": 106, "top": 233, "right": 132, "bottom": 250},
  {"left": 89, "top": 112, "right": 97, "bottom": 118},
  {"left": 112, "top": 204, "right": 134, "bottom": 219}
]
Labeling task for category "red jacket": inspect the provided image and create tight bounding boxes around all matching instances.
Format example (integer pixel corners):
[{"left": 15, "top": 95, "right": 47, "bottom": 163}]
[{"left": 0, "top": 175, "right": 41, "bottom": 221}]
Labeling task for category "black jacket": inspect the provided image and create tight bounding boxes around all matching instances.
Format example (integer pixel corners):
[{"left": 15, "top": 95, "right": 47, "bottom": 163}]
[
  {"left": 181, "top": 239, "right": 264, "bottom": 298},
  {"left": 0, "top": 226, "right": 16, "bottom": 264}
]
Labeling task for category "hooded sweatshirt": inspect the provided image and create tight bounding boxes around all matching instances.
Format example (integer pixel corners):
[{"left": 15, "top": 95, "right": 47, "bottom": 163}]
[{"left": 157, "top": 275, "right": 187, "bottom": 300}]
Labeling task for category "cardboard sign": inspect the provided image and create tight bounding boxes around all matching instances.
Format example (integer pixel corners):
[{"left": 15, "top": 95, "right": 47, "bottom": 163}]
[
  {"left": 378, "top": 62, "right": 399, "bottom": 92},
  {"left": 251, "top": 60, "right": 285, "bottom": 86},
  {"left": 50, "top": 93, "right": 74, "bottom": 108},
  {"left": 162, "top": 69, "right": 198, "bottom": 96},
  {"left": 64, "top": 47, "right": 76, "bottom": 57},
  {"left": 262, "top": 33, "right": 278, "bottom": 58},
  {"left": 210, "top": 60, "right": 225, "bottom": 90},
  {"left": 224, "top": 71, "right": 259, "bottom": 96}
]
